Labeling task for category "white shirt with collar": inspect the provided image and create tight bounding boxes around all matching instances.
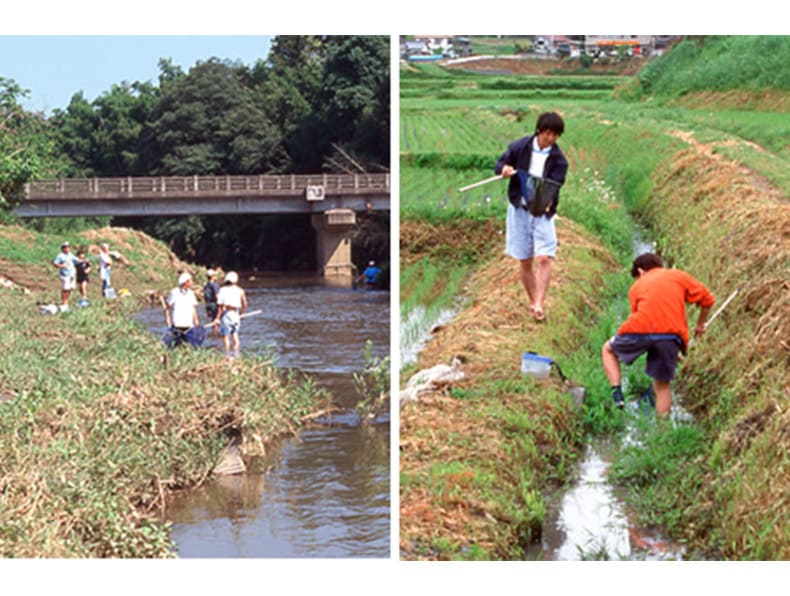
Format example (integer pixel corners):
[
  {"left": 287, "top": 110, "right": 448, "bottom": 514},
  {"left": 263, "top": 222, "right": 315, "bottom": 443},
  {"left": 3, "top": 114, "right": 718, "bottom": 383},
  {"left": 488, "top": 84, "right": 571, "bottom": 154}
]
[{"left": 529, "top": 137, "right": 553, "bottom": 178}]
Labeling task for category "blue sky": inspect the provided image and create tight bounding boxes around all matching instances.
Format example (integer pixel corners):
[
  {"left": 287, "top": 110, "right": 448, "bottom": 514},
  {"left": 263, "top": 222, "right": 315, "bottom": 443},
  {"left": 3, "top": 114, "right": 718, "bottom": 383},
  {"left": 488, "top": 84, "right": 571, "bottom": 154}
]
[{"left": 0, "top": 36, "right": 273, "bottom": 114}]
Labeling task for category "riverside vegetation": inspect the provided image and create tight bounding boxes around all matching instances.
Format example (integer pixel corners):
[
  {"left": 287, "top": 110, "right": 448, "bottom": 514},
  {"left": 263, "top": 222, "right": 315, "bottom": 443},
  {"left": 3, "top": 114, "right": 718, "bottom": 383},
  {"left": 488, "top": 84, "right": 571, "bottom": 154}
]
[
  {"left": 399, "top": 35, "right": 789, "bottom": 559},
  {"left": 0, "top": 224, "right": 329, "bottom": 557}
]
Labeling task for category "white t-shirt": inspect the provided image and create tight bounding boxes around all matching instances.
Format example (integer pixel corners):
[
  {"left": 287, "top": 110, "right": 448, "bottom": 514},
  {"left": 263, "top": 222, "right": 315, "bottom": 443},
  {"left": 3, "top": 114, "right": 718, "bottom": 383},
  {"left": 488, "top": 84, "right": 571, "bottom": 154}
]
[
  {"left": 99, "top": 251, "right": 112, "bottom": 281},
  {"left": 529, "top": 137, "right": 553, "bottom": 178},
  {"left": 167, "top": 287, "right": 198, "bottom": 328},
  {"left": 217, "top": 285, "right": 244, "bottom": 310}
]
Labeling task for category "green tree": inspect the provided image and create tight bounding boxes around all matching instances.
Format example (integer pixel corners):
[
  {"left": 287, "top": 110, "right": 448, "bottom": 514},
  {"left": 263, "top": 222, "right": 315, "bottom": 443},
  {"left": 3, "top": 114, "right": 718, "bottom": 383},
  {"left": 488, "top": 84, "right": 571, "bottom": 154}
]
[
  {"left": 0, "top": 77, "right": 59, "bottom": 207},
  {"left": 149, "top": 59, "right": 281, "bottom": 175},
  {"left": 315, "top": 36, "right": 390, "bottom": 172},
  {"left": 254, "top": 35, "right": 326, "bottom": 172}
]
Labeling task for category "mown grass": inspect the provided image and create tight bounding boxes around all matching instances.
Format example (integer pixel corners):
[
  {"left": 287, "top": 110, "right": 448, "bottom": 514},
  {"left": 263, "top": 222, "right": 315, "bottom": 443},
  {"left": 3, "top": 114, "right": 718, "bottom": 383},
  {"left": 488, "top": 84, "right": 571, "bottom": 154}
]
[{"left": 0, "top": 225, "right": 327, "bottom": 557}]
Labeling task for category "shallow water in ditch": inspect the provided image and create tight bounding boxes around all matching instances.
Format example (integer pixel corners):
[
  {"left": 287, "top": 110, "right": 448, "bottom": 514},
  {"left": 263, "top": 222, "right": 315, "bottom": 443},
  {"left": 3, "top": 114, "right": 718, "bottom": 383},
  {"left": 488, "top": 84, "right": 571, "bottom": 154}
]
[
  {"left": 526, "top": 228, "right": 688, "bottom": 560},
  {"left": 136, "top": 273, "right": 390, "bottom": 557}
]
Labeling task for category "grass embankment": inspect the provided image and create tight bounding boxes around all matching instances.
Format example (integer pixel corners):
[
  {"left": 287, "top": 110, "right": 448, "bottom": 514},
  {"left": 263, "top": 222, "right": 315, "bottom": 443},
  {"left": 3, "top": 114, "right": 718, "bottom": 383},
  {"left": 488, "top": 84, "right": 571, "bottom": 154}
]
[
  {"left": 400, "top": 217, "right": 620, "bottom": 560},
  {"left": 610, "top": 136, "right": 789, "bottom": 559},
  {"left": 0, "top": 224, "right": 326, "bottom": 557}
]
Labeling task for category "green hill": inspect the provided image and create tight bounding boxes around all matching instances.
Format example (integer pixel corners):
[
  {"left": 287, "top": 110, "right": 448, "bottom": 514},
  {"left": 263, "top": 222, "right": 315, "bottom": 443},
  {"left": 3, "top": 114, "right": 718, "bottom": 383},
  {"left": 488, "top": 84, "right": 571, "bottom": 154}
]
[{"left": 625, "top": 36, "right": 790, "bottom": 110}]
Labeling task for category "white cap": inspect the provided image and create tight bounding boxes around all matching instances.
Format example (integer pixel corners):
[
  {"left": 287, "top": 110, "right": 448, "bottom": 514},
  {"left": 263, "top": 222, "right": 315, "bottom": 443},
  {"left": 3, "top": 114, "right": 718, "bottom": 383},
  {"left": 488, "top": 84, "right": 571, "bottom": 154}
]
[
  {"left": 178, "top": 272, "right": 192, "bottom": 285},
  {"left": 225, "top": 271, "right": 238, "bottom": 284}
]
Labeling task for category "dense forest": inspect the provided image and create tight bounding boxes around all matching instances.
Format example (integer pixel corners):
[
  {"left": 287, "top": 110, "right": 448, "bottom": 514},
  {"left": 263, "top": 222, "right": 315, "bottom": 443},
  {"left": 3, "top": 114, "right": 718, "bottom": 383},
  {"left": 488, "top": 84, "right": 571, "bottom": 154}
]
[{"left": 0, "top": 35, "right": 390, "bottom": 272}]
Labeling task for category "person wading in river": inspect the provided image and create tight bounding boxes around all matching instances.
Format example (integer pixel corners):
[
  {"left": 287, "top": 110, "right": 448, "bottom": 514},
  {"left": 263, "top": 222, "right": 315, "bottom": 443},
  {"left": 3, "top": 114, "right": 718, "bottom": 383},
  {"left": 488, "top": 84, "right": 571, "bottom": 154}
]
[
  {"left": 164, "top": 272, "right": 201, "bottom": 347},
  {"left": 494, "top": 111, "right": 568, "bottom": 322},
  {"left": 203, "top": 269, "right": 221, "bottom": 337},
  {"left": 601, "top": 253, "right": 715, "bottom": 416},
  {"left": 214, "top": 271, "right": 248, "bottom": 353}
]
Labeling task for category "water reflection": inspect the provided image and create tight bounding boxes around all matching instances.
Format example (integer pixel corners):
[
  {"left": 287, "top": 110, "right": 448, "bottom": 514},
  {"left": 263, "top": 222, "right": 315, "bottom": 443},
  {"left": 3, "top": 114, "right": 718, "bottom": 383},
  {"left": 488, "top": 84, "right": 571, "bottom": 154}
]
[{"left": 168, "top": 425, "right": 390, "bottom": 558}]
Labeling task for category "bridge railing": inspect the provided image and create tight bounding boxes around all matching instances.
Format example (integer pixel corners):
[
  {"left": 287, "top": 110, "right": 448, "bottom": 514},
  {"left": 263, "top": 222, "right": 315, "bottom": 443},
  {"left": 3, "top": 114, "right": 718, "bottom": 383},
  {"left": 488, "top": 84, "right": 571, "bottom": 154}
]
[{"left": 25, "top": 173, "right": 390, "bottom": 199}]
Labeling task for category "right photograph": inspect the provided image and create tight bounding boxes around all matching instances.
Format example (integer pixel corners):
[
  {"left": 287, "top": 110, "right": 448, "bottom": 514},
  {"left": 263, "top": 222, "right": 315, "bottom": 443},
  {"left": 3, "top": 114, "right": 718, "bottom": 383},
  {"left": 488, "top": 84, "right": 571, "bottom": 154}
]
[{"left": 398, "top": 35, "right": 790, "bottom": 561}]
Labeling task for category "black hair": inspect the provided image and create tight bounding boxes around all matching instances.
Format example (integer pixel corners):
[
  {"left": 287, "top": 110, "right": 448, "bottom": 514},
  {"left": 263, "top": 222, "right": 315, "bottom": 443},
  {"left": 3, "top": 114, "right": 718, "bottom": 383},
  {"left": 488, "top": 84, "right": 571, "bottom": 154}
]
[
  {"left": 535, "top": 111, "right": 565, "bottom": 136},
  {"left": 631, "top": 253, "right": 663, "bottom": 278}
]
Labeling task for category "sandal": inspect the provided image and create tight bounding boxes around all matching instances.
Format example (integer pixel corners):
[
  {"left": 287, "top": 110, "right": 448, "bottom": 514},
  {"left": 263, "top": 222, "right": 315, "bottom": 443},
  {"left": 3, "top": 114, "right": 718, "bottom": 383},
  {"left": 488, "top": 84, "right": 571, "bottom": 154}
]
[{"left": 530, "top": 305, "right": 546, "bottom": 322}]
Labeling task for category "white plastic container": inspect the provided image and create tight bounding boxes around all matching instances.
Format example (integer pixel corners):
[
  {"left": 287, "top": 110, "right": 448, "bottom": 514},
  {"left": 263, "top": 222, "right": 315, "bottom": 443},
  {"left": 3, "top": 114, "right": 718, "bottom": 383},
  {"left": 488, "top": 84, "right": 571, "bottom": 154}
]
[{"left": 521, "top": 352, "right": 553, "bottom": 380}]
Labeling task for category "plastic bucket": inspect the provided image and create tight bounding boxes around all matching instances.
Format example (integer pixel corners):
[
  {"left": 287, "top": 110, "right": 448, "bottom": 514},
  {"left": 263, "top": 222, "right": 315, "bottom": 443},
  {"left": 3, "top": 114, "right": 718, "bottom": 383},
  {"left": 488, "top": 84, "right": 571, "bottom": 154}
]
[{"left": 521, "top": 352, "right": 553, "bottom": 379}]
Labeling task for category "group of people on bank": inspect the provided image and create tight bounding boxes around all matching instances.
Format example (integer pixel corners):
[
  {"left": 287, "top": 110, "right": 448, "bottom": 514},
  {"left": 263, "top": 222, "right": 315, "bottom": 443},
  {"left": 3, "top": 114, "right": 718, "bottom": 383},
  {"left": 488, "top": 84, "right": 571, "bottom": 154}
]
[
  {"left": 52, "top": 241, "right": 113, "bottom": 309},
  {"left": 164, "top": 268, "right": 248, "bottom": 353},
  {"left": 52, "top": 240, "right": 248, "bottom": 353},
  {"left": 496, "top": 111, "right": 715, "bottom": 417}
]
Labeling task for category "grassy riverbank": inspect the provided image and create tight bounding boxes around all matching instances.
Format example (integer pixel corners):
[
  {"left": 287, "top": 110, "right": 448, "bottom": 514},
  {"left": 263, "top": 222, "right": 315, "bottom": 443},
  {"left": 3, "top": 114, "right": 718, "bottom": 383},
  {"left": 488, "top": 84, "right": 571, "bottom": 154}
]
[
  {"left": 0, "top": 223, "right": 327, "bottom": 557},
  {"left": 400, "top": 42, "right": 789, "bottom": 560}
]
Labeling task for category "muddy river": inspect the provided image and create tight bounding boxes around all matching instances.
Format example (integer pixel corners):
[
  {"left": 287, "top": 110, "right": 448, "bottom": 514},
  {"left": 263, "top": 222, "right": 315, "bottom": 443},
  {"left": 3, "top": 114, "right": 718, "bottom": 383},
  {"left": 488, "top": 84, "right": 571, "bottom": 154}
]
[{"left": 136, "top": 274, "right": 390, "bottom": 557}]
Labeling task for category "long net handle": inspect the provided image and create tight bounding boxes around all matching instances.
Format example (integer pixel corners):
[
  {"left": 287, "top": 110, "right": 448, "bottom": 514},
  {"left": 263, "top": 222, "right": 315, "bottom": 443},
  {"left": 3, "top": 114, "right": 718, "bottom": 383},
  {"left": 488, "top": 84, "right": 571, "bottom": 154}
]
[{"left": 458, "top": 175, "right": 503, "bottom": 193}]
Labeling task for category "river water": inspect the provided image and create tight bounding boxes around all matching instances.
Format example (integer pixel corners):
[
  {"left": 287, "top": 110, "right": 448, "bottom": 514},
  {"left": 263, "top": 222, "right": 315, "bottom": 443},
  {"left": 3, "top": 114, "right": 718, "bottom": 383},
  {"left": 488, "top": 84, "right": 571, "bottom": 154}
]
[{"left": 135, "top": 273, "right": 390, "bottom": 558}]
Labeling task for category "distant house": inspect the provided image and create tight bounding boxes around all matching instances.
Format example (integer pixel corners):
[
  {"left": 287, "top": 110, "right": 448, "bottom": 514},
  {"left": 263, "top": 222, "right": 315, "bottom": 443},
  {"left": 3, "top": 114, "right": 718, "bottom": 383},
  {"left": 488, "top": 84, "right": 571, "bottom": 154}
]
[
  {"left": 532, "top": 35, "right": 574, "bottom": 55},
  {"left": 413, "top": 35, "right": 454, "bottom": 54},
  {"left": 402, "top": 39, "right": 431, "bottom": 59},
  {"left": 579, "top": 35, "right": 655, "bottom": 56},
  {"left": 452, "top": 36, "right": 472, "bottom": 57}
]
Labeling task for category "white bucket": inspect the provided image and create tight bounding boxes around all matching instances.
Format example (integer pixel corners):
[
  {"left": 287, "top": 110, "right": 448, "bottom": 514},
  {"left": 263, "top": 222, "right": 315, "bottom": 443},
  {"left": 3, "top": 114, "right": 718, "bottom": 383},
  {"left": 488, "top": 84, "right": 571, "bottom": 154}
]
[{"left": 521, "top": 352, "right": 553, "bottom": 379}]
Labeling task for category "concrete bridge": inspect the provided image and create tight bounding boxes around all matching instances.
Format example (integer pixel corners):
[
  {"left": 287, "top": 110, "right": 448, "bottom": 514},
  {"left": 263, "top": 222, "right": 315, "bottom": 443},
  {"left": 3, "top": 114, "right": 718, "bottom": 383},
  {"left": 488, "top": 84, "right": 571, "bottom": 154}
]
[{"left": 17, "top": 173, "right": 390, "bottom": 284}]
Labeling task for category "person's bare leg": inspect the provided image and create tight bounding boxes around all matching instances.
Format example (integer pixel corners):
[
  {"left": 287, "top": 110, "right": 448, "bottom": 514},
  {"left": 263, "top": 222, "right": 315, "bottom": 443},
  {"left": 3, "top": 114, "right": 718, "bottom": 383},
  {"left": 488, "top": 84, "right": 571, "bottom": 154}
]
[
  {"left": 601, "top": 341, "right": 622, "bottom": 387},
  {"left": 653, "top": 380, "right": 672, "bottom": 416},
  {"left": 532, "top": 255, "right": 552, "bottom": 319},
  {"left": 519, "top": 258, "right": 536, "bottom": 306}
]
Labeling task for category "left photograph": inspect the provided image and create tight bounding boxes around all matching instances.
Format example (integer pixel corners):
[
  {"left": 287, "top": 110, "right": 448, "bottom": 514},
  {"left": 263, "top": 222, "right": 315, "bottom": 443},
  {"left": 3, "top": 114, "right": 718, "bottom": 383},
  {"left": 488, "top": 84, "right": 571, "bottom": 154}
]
[{"left": 0, "top": 35, "right": 391, "bottom": 558}]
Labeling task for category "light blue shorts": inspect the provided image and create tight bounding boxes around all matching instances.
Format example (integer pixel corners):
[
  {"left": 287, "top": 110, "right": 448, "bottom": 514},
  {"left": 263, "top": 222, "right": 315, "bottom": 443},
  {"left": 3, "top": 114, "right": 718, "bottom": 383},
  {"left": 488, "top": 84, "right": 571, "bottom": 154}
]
[
  {"left": 505, "top": 203, "right": 557, "bottom": 260},
  {"left": 219, "top": 310, "right": 241, "bottom": 336}
]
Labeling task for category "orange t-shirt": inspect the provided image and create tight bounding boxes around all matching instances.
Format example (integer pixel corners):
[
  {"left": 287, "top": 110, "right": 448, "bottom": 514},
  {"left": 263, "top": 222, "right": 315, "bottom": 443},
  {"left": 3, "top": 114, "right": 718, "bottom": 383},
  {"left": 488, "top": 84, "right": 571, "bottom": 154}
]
[{"left": 617, "top": 268, "right": 715, "bottom": 348}]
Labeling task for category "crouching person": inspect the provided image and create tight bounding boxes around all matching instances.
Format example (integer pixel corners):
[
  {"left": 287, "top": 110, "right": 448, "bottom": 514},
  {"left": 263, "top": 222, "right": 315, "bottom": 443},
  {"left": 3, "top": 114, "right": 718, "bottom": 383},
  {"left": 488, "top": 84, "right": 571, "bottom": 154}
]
[{"left": 601, "top": 253, "right": 714, "bottom": 416}]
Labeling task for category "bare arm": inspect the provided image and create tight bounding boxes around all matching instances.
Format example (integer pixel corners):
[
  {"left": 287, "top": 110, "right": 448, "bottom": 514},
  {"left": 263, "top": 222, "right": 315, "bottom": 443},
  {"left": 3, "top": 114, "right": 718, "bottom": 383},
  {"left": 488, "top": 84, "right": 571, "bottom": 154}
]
[
  {"left": 161, "top": 295, "right": 172, "bottom": 327},
  {"left": 695, "top": 306, "right": 711, "bottom": 337}
]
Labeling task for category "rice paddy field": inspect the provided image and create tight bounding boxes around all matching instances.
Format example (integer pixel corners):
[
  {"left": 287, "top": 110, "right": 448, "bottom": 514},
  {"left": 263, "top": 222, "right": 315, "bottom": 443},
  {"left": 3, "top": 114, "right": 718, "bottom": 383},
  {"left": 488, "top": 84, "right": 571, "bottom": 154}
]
[{"left": 399, "top": 46, "right": 790, "bottom": 560}]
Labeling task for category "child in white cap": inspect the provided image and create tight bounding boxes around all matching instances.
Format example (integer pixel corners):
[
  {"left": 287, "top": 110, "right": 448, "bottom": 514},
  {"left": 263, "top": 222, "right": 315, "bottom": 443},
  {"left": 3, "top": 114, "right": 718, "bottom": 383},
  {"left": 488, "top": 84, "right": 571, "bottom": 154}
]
[{"left": 214, "top": 271, "right": 248, "bottom": 352}]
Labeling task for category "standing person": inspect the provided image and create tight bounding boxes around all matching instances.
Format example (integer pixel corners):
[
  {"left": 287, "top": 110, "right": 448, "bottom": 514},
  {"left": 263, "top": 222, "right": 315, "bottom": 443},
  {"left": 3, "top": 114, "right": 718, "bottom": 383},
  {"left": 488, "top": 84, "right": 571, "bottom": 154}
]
[
  {"left": 203, "top": 269, "right": 221, "bottom": 336},
  {"left": 601, "top": 253, "right": 715, "bottom": 416},
  {"left": 214, "top": 271, "right": 248, "bottom": 353},
  {"left": 164, "top": 272, "right": 201, "bottom": 348},
  {"left": 74, "top": 248, "right": 91, "bottom": 302},
  {"left": 52, "top": 241, "right": 78, "bottom": 310},
  {"left": 99, "top": 243, "right": 113, "bottom": 298},
  {"left": 357, "top": 260, "right": 382, "bottom": 289},
  {"left": 494, "top": 111, "right": 568, "bottom": 322}
]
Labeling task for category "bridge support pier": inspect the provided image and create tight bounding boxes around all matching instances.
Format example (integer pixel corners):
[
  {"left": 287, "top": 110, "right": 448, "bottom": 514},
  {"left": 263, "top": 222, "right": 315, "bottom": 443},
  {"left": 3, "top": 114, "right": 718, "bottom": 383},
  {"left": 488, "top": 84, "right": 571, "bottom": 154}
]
[{"left": 311, "top": 209, "right": 357, "bottom": 286}]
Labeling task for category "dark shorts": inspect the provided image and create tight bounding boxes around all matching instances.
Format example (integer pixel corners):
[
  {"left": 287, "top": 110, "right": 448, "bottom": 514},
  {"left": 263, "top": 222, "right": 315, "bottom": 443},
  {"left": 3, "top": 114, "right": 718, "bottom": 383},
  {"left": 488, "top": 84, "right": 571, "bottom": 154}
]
[
  {"left": 608, "top": 333, "right": 683, "bottom": 382},
  {"left": 206, "top": 304, "right": 218, "bottom": 320}
]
